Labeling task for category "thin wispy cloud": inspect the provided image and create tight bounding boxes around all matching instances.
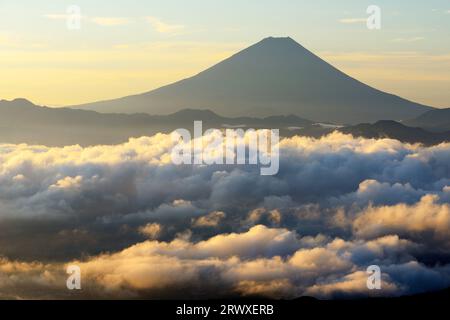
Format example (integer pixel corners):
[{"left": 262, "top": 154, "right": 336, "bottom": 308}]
[
  {"left": 338, "top": 18, "right": 366, "bottom": 24},
  {"left": 391, "top": 37, "right": 425, "bottom": 43},
  {"left": 45, "top": 13, "right": 131, "bottom": 27},
  {"left": 91, "top": 17, "right": 132, "bottom": 26},
  {"left": 44, "top": 14, "right": 71, "bottom": 20},
  {"left": 146, "top": 16, "right": 185, "bottom": 34}
]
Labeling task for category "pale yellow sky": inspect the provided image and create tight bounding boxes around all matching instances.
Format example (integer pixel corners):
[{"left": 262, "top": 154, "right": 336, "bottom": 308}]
[
  {"left": 0, "top": 41, "right": 244, "bottom": 106},
  {"left": 0, "top": 0, "right": 449, "bottom": 108},
  {"left": 1, "top": 43, "right": 449, "bottom": 108}
]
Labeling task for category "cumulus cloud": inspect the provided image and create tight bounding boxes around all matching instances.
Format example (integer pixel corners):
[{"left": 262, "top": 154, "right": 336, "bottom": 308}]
[
  {"left": 139, "top": 223, "right": 163, "bottom": 239},
  {"left": 354, "top": 195, "right": 450, "bottom": 245},
  {"left": 192, "top": 211, "right": 226, "bottom": 227},
  {"left": 0, "top": 132, "right": 449, "bottom": 298},
  {"left": 1, "top": 226, "right": 446, "bottom": 299}
]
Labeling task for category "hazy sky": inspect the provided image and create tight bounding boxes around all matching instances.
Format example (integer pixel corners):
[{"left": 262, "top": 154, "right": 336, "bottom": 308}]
[{"left": 0, "top": 0, "right": 449, "bottom": 107}]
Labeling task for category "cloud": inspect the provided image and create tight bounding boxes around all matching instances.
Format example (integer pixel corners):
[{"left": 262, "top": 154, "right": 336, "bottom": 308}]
[
  {"left": 44, "top": 14, "right": 70, "bottom": 20},
  {"left": 353, "top": 194, "right": 450, "bottom": 245},
  {"left": 391, "top": 37, "right": 425, "bottom": 43},
  {"left": 145, "top": 16, "right": 185, "bottom": 34},
  {"left": 139, "top": 223, "right": 162, "bottom": 239},
  {"left": 192, "top": 211, "right": 226, "bottom": 227},
  {"left": 45, "top": 13, "right": 131, "bottom": 27},
  {"left": 1, "top": 227, "right": 447, "bottom": 299},
  {"left": 0, "top": 132, "right": 450, "bottom": 298},
  {"left": 338, "top": 18, "right": 367, "bottom": 24},
  {"left": 305, "top": 271, "right": 398, "bottom": 298},
  {"left": 91, "top": 17, "right": 132, "bottom": 26}
]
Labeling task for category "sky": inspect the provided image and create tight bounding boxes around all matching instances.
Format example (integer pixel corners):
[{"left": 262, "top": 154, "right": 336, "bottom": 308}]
[{"left": 0, "top": 0, "right": 449, "bottom": 108}]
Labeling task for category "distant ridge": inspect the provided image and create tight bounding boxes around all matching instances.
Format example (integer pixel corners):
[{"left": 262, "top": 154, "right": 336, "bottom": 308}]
[
  {"left": 0, "top": 99, "right": 446, "bottom": 147},
  {"left": 0, "top": 98, "right": 312, "bottom": 146},
  {"left": 70, "top": 36, "right": 433, "bottom": 124},
  {"left": 339, "top": 120, "right": 450, "bottom": 145},
  {"left": 404, "top": 108, "right": 450, "bottom": 132}
]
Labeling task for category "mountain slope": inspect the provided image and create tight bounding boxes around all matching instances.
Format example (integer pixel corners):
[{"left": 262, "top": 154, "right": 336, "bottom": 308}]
[
  {"left": 71, "top": 37, "right": 433, "bottom": 124},
  {"left": 404, "top": 108, "right": 450, "bottom": 132}
]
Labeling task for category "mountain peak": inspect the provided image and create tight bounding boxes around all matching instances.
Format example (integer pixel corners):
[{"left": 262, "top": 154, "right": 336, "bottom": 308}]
[
  {"left": 260, "top": 36, "right": 295, "bottom": 43},
  {"left": 246, "top": 36, "right": 309, "bottom": 54},
  {"left": 0, "top": 98, "right": 36, "bottom": 107}
]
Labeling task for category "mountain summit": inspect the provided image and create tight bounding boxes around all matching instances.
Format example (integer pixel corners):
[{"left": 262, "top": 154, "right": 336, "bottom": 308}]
[{"left": 71, "top": 37, "right": 432, "bottom": 123}]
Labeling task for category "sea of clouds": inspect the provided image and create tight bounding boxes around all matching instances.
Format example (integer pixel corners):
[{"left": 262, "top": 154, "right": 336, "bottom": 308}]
[{"left": 0, "top": 132, "right": 449, "bottom": 299}]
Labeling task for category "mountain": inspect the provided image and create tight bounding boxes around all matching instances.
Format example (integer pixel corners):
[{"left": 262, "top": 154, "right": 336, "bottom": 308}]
[
  {"left": 70, "top": 37, "right": 433, "bottom": 124},
  {"left": 0, "top": 99, "right": 312, "bottom": 146},
  {"left": 339, "top": 120, "right": 450, "bottom": 145},
  {"left": 404, "top": 108, "right": 450, "bottom": 132}
]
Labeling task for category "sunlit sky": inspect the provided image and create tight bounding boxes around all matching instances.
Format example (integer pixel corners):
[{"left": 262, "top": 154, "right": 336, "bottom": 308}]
[{"left": 0, "top": 0, "right": 449, "bottom": 107}]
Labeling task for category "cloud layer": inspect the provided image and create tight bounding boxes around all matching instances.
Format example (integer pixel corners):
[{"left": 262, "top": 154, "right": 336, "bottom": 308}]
[{"left": 0, "top": 132, "right": 449, "bottom": 299}]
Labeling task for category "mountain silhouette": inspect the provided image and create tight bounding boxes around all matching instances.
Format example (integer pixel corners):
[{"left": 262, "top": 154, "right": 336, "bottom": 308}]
[
  {"left": 71, "top": 37, "right": 433, "bottom": 124},
  {"left": 404, "top": 108, "right": 450, "bottom": 132},
  {"left": 339, "top": 120, "right": 449, "bottom": 145},
  {"left": 2, "top": 98, "right": 445, "bottom": 147},
  {"left": 0, "top": 98, "right": 312, "bottom": 146}
]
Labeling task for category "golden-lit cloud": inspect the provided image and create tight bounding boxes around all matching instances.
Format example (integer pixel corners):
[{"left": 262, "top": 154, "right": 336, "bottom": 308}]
[
  {"left": 354, "top": 195, "right": 450, "bottom": 243},
  {"left": 1, "top": 133, "right": 450, "bottom": 299}
]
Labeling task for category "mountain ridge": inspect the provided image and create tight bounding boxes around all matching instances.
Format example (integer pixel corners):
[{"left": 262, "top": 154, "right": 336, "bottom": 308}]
[
  {"left": 404, "top": 108, "right": 450, "bottom": 132},
  {"left": 0, "top": 98, "right": 447, "bottom": 147},
  {"left": 0, "top": 98, "right": 313, "bottom": 146}
]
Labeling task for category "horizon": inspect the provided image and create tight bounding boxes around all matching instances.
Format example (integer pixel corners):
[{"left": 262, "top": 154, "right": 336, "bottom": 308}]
[{"left": 1, "top": 1, "right": 449, "bottom": 108}]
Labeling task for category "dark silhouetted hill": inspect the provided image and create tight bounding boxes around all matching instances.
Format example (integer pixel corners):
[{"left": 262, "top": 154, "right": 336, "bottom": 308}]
[
  {"left": 0, "top": 99, "right": 311, "bottom": 146},
  {"left": 405, "top": 108, "right": 450, "bottom": 132},
  {"left": 339, "top": 120, "right": 450, "bottom": 145}
]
